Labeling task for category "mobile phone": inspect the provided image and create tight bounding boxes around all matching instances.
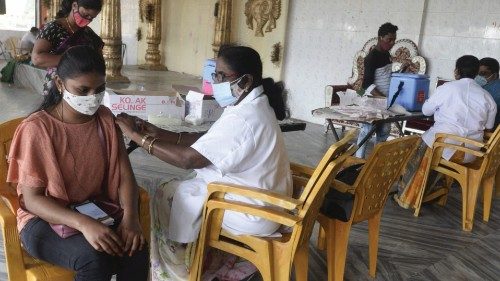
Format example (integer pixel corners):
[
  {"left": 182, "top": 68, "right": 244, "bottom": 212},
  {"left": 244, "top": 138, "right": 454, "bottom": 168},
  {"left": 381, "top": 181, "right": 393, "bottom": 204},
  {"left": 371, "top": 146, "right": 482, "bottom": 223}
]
[{"left": 72, "top": 201, "right": 114, "bottom": 225}]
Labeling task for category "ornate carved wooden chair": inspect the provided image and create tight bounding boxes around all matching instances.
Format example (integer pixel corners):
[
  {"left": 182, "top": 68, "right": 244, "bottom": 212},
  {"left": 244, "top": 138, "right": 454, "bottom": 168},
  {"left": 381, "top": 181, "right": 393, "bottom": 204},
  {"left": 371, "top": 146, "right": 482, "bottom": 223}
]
[
  {"left": 316, "top": 135, "right": 420, "bottom": 281},
  {"left": 324, "top": 38, "right": 427, "bottom": 137},
  {"left": 0, "top": 117, "right": 150, "bottom": 281},
  {"left": 412, "top": 125, "right": 500, "bottom": 231},
  {"left": 189, "top": 129, "right": 359, "bottom": 281}
]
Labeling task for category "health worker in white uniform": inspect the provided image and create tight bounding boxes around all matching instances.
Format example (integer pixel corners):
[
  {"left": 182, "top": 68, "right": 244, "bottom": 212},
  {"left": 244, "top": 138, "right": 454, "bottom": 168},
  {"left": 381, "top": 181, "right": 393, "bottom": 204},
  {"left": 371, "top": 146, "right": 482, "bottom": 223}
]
[
  {"left": 115, "top": 45, "right": 292, "bottom": 281},
  {"left": 394, "top": 55, "right": 497, "bottom": 211}
]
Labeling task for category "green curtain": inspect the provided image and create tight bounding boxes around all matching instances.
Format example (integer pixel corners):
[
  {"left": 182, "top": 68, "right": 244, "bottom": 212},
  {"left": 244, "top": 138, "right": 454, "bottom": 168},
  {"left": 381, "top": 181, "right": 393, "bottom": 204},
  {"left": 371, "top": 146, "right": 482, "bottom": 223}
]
[{"left": 1, "top": 60, "right": 16, "bottom": 83}]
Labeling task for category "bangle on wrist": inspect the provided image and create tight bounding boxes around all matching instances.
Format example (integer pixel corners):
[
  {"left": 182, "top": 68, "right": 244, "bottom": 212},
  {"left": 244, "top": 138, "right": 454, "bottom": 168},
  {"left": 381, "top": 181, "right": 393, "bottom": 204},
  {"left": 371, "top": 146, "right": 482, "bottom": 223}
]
[
  {"left": 176, "top": 133, "right": 182, "bottom": 145},
  {"left": 148, "top": 138, "right": 158, "bottom": 154},
  {"left": 140, "top": 134, "right": 151, "bottom": 148}
]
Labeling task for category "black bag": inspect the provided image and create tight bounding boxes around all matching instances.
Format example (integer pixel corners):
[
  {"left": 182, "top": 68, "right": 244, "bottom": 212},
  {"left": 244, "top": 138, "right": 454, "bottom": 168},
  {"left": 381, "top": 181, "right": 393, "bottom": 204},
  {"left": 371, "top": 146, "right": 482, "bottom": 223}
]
[{"left": 320, "top": 163, "right": 363, "bottom": 222}]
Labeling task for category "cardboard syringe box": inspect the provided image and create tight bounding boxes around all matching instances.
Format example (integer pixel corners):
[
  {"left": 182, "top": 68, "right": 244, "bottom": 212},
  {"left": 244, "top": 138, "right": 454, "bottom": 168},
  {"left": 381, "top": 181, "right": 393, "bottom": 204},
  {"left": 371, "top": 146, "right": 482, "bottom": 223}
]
[
  {"left": 103, "top": 88, "right": 185, "bottom": 120},
  {"left": 185, "top": 90, "right": 223, "bottom": 122}
]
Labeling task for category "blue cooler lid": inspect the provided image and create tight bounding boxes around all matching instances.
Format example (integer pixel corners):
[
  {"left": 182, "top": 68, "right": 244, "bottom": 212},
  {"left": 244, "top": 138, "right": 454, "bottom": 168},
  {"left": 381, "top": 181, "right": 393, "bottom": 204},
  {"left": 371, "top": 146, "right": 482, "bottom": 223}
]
[{"left": 391, "top": 73, "right": 429, "bottom": 79}]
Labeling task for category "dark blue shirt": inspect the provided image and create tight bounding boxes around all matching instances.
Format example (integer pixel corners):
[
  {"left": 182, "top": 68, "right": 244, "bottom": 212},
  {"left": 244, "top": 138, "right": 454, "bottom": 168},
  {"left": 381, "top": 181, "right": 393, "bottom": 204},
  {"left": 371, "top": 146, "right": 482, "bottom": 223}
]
[{"left": 483, "top": 79, "right": 500, "bottom": 125}]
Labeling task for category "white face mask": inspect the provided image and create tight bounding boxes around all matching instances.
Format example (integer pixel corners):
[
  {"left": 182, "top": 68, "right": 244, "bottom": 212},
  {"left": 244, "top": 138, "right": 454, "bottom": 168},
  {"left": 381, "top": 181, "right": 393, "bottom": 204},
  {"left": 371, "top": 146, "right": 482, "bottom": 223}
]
[
  {"left": 212, "top": 75, "right": 247, "bottom": 107},
  {"left": 474, "top": 73, "right": 493, "bottom": 87},
  {"left": 474, "top": 75, "right": 488, "bottom": 87},
  {"left": 62, "top": 89, "right": 104, "bottom": 115}
]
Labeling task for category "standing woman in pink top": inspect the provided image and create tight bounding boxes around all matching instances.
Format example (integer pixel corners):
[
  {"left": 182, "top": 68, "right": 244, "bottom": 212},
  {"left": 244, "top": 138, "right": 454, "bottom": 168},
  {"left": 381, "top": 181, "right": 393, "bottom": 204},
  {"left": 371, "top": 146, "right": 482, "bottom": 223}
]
[{"left": 7, "top": 46, "right": 149, "bottom": 281}]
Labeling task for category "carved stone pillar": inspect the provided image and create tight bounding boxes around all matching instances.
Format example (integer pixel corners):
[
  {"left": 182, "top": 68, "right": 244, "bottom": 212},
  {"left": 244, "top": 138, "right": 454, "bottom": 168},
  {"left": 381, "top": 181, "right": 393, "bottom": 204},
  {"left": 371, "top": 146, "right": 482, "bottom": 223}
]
[
  {"left": 49, "top": 0, "right": 61, "bottom": 20},
  {"left": 139, "top": 0, "right": 167, "bottom": 71},
  {"left": 212, "top": 0, "right": 232, "bottom": 57},
  {"left": 100, "top": 0, "right": 129, "bottom": 82}
]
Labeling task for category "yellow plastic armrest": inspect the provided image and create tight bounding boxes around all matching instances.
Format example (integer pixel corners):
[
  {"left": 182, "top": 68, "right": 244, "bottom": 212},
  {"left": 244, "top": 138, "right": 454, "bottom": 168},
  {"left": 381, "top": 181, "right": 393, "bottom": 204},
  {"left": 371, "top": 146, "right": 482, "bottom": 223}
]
[
  {"left": 331, "top": 179, "right": 355, "bottom": 193},
  {"left": 0, "top": 182, "right": 20, "bottom": 209},
  {"left": 434, "top": 133, "right": 486, "bottom": 149},
  {"left": 207, "top": 182, "right": 300, "bottom": 211},
  {"left": 342, "top": 128, "right": 360, "bottom": 142},
  {"left": 0, "top": 198, "right": 19, "bottom": 230},
  {"left": 344, "top": 144, "right": 358, "bottom": 156},
  {"left": 340, "top": 156, "right": 366, "bottom": 170},
  {"left": 206, "top": 198, "right": 300, "bottom": 227},
  {"left": 435, "top": 159, "right": 467, "bottom": 174},
  {"left": 138, "top": 187, "right": 150, "bottom": 242},
  {"left": 290, "top": 162, "right": 315, "bottom": 177},
  {"left": 292, "top": 176, "right": 309, "bottom": 189},
  {"left": 432, "top": 142, "right": 485, "bottom": 158},
  {"left": 0, "top": 193, "right": 20, "bottom": 214},
  {"left": 0, "top": 199, "right": 26, "bottom": 277},
  {"left": 138, "top": 187, "right": 149, "bottom": 202}
]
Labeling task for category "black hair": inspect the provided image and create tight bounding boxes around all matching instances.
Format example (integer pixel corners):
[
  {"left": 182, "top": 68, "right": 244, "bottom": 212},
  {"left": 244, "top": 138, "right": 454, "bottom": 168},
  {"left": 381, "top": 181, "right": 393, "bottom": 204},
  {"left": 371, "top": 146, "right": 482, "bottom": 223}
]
[
  {"left": 479, "top": 57, "right": 499, "bottom": 75},
  {"left": 378, "top": 22, "right": 398, "bottom": 37},
  {"left": 56, "top": 0, "right": 102, "bottom": 18},
  {"left": 217, "top": 45, "right": 287, "bottom": 120},
  {"left": 455, "top": 55, "right": 480, "bottom": 79},
  {"left": 30, "top": 27, "right": 39, "bottom": 34},
  {"left": 36, "top": 45, "right": 105, "bottom": 112}
]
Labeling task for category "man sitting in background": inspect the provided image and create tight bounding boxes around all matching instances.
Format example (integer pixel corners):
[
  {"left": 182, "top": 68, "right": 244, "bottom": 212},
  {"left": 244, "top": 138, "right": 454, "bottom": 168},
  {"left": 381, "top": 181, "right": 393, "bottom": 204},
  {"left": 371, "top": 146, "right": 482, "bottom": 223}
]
[
  {"left": 477, "top": 57, "right": 500, "bottom": 126},
  {"left": 20, "top": 27, "right": 39, "bottom": 55}
]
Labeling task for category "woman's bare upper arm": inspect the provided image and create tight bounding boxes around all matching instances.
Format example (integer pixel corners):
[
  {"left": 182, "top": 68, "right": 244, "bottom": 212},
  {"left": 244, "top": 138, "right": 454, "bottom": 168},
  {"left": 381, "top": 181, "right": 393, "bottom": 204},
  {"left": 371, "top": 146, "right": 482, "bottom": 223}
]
[
  {"left": 31, "top": 39, "right": 55, "bottom": 66},
  {"left": 116, "top": 129, "right": 135, "bottom": 178},
  {"left": 32, "top": 38, "right": 52, "bottom": 56},
  {"left": 20, "top": 184, "right": 45, "bottom": 199}
]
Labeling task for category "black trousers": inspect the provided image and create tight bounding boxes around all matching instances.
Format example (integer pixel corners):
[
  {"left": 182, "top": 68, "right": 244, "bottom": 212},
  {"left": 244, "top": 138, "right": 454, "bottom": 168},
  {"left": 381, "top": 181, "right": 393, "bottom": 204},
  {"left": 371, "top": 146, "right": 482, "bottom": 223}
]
[{"left": 20, "top": 217, "right": 149, "bottom": 281}]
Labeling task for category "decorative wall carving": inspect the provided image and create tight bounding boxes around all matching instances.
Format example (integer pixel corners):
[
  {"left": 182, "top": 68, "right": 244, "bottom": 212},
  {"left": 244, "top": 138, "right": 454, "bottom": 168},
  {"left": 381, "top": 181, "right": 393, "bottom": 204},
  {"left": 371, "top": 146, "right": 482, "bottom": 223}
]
[
  {"left": 244, "top": 0, "right": 281, "bottom": 37},
  {"left": 270, "top": 42, "right": 281, "bottom": 65},
  {"left": 136, "top": 27, "right": 142, "bottom": 41}
]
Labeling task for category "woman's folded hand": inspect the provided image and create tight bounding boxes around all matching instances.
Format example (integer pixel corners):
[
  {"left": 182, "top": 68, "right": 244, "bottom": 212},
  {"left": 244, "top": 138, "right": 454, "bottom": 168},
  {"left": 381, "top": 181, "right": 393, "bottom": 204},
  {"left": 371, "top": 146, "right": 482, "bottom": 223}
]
[
  {"left": 117, "top": 216, "right": 146, "bottom": 256},
  {"left": 80, "top": 218, "right": 125, "bottom": 256}
]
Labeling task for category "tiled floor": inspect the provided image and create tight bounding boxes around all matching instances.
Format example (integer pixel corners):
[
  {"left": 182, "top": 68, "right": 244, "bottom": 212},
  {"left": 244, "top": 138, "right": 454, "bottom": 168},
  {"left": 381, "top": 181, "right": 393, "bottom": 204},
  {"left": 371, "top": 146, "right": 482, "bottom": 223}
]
[{"left": 0, "top": 61, "right": 499, "bottom": 280}]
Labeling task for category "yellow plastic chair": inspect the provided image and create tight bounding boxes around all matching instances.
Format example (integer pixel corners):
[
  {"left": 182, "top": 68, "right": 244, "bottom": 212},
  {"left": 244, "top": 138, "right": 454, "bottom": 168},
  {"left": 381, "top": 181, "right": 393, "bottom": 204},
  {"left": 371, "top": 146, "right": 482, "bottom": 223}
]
[
  {"left": 496, "top": 158, "right": 500, "bottom": 199},
  {"left": 189, "top": 129, "right": 359, "bottom": 281},
  {"left": 412, "top": 125, "right": 500, "bottom": 211},
  {"left": 483, "top": 126, "right": 500, "bottom": 199},
  {"left": 413, "top": 126, "right": 500, "bottom": 231},
  {"left": 316, "top": 135, "right": 420, "bottom": 281},
  {"left": 0, "top": 117, "right": 150, "bottom": 281}
]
